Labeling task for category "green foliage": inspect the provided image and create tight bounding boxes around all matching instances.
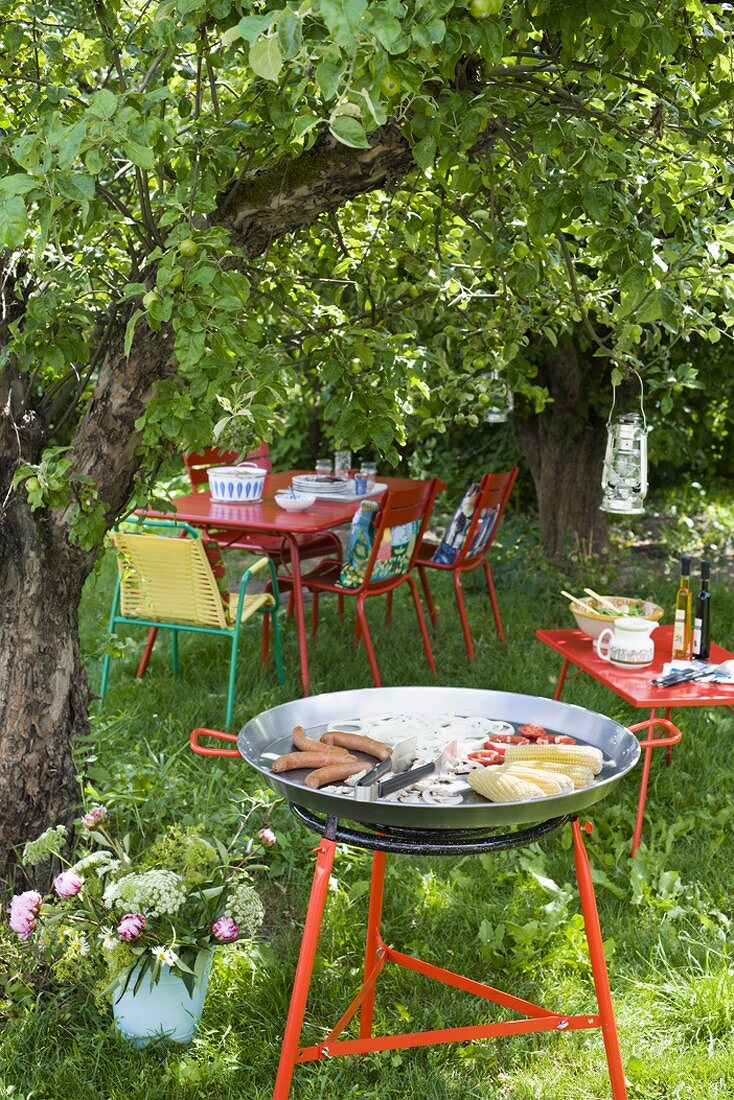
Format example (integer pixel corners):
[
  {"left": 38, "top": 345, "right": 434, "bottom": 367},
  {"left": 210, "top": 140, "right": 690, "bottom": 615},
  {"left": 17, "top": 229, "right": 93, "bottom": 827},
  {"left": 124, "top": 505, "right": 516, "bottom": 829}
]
[{"left": 2, "top": 0, "right": 734, "bottom": 543}]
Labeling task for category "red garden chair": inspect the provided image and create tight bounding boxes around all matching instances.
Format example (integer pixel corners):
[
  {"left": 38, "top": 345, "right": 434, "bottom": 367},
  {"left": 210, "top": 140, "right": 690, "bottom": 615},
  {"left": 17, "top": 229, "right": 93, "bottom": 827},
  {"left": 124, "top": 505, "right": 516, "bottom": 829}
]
[
  {"left": 273, "top": 480, "right": 443, "bottom": 687},
  {"left": 182, "top": 446, "right": 342, "bottom": 566},
  {"left": 416, "top": 468, "right": 519, "bottom": 660}
]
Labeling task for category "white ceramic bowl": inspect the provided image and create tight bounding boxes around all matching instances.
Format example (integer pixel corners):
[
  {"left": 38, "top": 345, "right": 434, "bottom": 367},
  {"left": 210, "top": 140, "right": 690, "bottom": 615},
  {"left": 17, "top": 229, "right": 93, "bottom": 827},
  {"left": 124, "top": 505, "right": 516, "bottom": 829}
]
[
  {"left": 570, "top": 596, "right": 664, "bottom": 640},
  {"left": 274, "top": 492, "right": 316, "bottom": 512}
]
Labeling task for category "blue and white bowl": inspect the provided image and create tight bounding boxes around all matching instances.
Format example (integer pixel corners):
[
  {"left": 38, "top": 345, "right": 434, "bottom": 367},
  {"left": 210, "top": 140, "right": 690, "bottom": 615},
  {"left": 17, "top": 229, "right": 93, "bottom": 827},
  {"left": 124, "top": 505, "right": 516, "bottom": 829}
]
[
  {"left": 207, "top": 464, "right": 267, "bottom": 503},
  {"left": 274, "top": 492, "right": 316, "bottom": 512}
]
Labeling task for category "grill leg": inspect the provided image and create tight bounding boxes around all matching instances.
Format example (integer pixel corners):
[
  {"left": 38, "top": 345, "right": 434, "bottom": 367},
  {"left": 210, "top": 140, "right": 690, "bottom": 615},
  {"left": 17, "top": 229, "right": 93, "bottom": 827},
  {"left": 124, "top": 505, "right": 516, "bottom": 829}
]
[
  {"left": 572, "top": 819, "right": 627, "bottom": 1100},
  {"left": 273, "top": 832, "right": 337, "bottom": 1100},
  {"left": 360, "top": 850, "right": 387, "bottom": 1040}
]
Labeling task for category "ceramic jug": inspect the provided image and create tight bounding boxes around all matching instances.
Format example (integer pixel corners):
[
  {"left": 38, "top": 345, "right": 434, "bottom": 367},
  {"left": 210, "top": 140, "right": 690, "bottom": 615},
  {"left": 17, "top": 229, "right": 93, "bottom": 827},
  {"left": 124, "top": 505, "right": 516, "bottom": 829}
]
[{"left": 595, "top": 616, "right": 656, "bottom": 669}]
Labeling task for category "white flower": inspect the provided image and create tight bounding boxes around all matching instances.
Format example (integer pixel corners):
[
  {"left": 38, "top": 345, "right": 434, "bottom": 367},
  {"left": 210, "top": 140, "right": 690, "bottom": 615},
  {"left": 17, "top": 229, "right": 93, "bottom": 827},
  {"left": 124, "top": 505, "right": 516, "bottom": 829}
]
[
  {"left": 99, "top": 929, "right": 117, "bottom": 951},
  {"left": 78, "top": 936, "right": 90, "bottom": 956},
  {"left": 72, "top": 850, "right": 119, "bottom": 877},
  {"left": 225, "top": 882, "right": 264, "bottom": 934},
  {"left": 151, "top": 946, "right": 178, "bottom": 967},
  {"left": 103, "top": 870, "right": 186, "bottom": 917}
]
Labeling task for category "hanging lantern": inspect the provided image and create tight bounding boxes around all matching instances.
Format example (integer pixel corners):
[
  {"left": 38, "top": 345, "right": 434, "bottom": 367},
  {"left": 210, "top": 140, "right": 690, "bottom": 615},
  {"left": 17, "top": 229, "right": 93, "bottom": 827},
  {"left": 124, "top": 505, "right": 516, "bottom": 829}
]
[
  {"left": 600, "top": 371, "right": 650, "bottom": 515},
  {"left": 483, "top": 370, "right": 514, "bottom": 424}
]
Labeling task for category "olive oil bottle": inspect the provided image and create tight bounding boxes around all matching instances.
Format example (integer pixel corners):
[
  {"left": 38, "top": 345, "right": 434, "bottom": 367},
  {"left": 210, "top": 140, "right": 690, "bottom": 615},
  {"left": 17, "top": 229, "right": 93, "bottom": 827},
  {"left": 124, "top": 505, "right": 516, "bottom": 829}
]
[{"left": 672, "top": 555, "right": 693, "bottom": 659}]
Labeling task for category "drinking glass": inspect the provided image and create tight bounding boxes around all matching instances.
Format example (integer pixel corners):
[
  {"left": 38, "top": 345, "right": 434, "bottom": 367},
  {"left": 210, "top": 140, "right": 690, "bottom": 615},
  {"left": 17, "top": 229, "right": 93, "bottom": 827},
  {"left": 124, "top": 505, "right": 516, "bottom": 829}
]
[
  {"left": 360, "top": 461, "right": 377, "bottom": 491},
  {"left": 315, "top": 457, "right": 332, "bottom": 476},
  {"left": 334, "top": 449, "right": 352, "bottom": 479}
]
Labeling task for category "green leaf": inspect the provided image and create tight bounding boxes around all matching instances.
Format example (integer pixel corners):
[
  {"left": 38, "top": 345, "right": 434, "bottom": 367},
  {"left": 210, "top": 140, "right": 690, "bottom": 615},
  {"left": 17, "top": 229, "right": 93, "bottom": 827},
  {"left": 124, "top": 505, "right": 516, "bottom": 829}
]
[
  {"left": 320, "top": 0, "right": 367, "bottom": 49},
  {"left": 329, "top": 114, "right": 370, "bottom": 149},
  {"left": 55, "top": 171, "right": 95, "bottom": 201},
  {"left": 89, "top": 89, "right": 118, "bottom": 119},
  {"left": 249, "top": 37, "right": 284, "bottom": 82},
  {"left": 0, "top": 174, "right": 37, "bottom": 197},
  {"left": 124, "top": 141, "right": 156, "bottom": 170},
  {"left": 124, "top": 309, "right": 144, "bottom": 357},
  {"left": 316, "top": 59, "right": 343, "bottom": 100},
  {"left": 0, "top": 195, "right": 27, "bottom": 247},
  {"left": 413, "top": 136, "right": 436, "bottom": 171},
  {"left": 366, "top": 8, "right": 406, "bottom": 52},
  {"left": 228, "top": 13, "right": 276, "bottom": 45},
  {"left": 277, "top": 12, "right": 302, "bottom": 58}
]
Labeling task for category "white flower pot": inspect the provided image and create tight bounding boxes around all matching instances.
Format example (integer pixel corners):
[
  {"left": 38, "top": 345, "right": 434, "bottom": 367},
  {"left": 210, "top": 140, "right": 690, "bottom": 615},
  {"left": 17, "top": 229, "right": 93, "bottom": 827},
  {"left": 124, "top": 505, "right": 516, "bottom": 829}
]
[
  {"left": 112, "top": 953, "right": 212, "bottom": 1047},
  {"left": 207, "top": 463, "right": 267, "bottom": 503}
]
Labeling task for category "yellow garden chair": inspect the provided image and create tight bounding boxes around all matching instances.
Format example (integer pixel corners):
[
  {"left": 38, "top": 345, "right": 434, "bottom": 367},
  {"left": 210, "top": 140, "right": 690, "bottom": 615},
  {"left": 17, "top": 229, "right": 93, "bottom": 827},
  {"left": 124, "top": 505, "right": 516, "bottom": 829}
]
[{"left": 99, "top": 520, "right": 284, "bottom": 730}]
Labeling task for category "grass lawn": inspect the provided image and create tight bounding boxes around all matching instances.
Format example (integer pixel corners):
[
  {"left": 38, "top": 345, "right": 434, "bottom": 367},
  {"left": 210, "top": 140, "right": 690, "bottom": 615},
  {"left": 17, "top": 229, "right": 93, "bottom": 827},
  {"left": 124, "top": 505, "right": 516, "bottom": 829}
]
[{"left": 3, "top": 499, "right": 734, "bottom": 1099}]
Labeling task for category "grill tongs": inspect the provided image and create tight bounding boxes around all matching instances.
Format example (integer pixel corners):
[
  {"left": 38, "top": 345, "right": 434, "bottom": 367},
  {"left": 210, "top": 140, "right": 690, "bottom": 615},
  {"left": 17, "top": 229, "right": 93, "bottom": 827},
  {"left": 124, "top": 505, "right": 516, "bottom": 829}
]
[{"left": 354, "top": 736, "right": 456, "bottom": 802}]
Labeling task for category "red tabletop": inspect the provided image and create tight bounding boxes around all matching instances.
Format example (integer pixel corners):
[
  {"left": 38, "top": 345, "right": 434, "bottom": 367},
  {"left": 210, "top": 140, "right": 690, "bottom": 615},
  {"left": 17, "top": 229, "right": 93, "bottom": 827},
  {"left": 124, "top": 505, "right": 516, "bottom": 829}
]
[
  {"left": 141, "top": 470, "right": 421, "bottom": 536},
  {"left": 536, "top": 625, "right": 734, "bottom": 709}
]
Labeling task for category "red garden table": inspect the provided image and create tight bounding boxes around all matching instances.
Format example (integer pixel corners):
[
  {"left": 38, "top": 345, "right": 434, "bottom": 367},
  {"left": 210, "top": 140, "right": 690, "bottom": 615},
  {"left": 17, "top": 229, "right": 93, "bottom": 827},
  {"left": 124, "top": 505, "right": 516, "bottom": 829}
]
[
  {"left": 536, "top": 625, "right": 734, "bottom": 855},
  {"left": 141, "top": 470, "right": 433, "bottom": 696}
]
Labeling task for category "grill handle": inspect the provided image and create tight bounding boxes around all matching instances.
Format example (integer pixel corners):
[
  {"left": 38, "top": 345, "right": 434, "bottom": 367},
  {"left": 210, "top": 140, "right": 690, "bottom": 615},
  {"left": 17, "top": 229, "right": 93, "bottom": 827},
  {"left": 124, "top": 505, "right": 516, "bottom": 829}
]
[{"left": 190, "top": 727, "right": 241, "bottom": 758}]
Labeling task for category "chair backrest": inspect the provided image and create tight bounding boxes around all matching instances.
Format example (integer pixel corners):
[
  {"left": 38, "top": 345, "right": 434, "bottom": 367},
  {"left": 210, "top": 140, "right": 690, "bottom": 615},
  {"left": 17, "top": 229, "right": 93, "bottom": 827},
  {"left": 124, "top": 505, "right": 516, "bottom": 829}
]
[
  {"left": 359, "top": 478, "right": 442, "bottom": 588},
  {"left": 183, "top": 443, "right": 272, "bottom": 490},
  {"left": 456, "top": 467, "right": 519, "bottom": 566},
  {"left": 112, "top": 529, "right": 229, "bottom": 629}
]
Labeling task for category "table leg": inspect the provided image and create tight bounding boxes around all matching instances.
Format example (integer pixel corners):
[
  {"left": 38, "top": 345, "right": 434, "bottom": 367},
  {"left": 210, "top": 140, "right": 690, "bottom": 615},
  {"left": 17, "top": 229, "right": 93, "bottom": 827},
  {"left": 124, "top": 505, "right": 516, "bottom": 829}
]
[
  {"left": 554, "top": 658, "right": 570, "bottom": 701},
  {"left": 664, "top": 706, "right": 673, "bottom": 765},
  {"left": 273, "top": 831, "right": 337, "bottom": 1100},
  {"left": 360, "top": 851, "right": 387, "bottom": 1040},
  {"left": 572, "top": 820, "right": 627, "bottom": 1100},
  {"left": 283, "top": 533, "right": 311, "bottom": 696}
]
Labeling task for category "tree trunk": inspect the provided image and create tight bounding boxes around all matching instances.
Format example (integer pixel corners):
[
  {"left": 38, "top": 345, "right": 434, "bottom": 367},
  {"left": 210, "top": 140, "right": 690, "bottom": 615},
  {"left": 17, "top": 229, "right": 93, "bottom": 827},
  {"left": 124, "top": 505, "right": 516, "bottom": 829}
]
[
  {"left": 0, "top": 494, "right": 90, "bottom": 887},
  {"left": 516, "top": 339, "right": 609, "bottom": 560}
]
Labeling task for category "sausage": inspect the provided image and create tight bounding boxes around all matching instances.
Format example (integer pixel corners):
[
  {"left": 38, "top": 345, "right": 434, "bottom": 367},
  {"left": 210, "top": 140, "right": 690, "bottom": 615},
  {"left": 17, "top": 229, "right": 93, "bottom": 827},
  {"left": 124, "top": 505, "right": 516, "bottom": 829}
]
[
  {"left": 320, "top": 731, "right": 391, "bottom": 760},
  {"left": 291, "top": 725, "right": 350, "bottom": 755},
  {"left": 272, "top": 751, "right": 357, "bottom": 773},
  {"left": 304, "top": 760, "right": 366, "bottom": 788}
]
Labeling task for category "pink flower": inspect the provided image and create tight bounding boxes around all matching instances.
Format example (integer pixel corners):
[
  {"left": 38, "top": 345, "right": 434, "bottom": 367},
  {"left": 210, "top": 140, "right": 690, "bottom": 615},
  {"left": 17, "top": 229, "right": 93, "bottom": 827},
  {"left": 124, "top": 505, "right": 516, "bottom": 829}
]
[
  {"left": 53, "top": 870, "right": 84, "bottom": 898},
  {"left": 212, "top": 916, "right": 239, "bottom": 943},
  {"left": 117, "top": 913, "right": 146, "bottom": 941},
  {"left": 8, "top": 890, "right": 43, "bottom": 940},
  {"left": 258, "top": 827, "right": 277, "bottom": 847},
  {"left": 81, "top": 805, "right": 107, "bottom": 830}
]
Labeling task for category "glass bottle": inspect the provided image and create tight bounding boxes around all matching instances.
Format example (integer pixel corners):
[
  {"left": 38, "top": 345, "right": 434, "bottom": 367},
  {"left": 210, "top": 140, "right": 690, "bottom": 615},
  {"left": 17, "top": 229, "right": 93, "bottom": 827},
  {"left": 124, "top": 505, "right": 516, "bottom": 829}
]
[
  {"left": 672, "top": 555, "right": 693, "bottom": 660},
  {"left": 692, "top": 560, "right": 711, "bottom": 660}
]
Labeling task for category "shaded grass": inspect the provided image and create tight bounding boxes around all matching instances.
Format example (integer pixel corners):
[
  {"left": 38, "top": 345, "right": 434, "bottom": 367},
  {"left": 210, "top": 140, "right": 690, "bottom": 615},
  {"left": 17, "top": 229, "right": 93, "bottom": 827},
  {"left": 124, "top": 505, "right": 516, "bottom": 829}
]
[{"left": 3, "top": 517, "right": 734, "bottom": 1099}]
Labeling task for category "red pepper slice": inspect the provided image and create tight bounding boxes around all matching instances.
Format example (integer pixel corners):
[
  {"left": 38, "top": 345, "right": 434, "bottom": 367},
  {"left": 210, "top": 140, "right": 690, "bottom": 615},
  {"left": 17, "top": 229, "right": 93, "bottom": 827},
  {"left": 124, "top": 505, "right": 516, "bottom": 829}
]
[{"left": 468, "top": 750, "right": 504, "bottom": 766}]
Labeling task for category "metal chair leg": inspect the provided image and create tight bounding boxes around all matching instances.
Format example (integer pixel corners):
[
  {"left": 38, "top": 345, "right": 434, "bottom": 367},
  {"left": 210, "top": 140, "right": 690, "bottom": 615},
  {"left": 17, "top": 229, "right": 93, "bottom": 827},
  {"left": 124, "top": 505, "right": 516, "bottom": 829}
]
[
  {"left": 311, "top": 592, "right": 319, "bottom": 638},
  {"left": 171, "top": 629, "right": 180, "bottom": 677},
  {"left": 407, "top": 575, "right": 437, "bottom": 675},
  {"left": 356, "top": 595, "right": 382, "bottom": 687},
  {"left": 271, "top": 608, "right": 285, "bottom": 684},
  {"left": 417, "top": 564, "right": 438, "bottom": 625},
  {"left": 384, "top": 591, "right": 393, "bottom": 626},
  {"left": 225, "top": 627, "right": 241, "bottom": 732},
  {"left": 483, "top": 559, "right": 506, "bottom": 644},
  {"left": 452, "top": 571, "right": 475, "bottom": 662}
]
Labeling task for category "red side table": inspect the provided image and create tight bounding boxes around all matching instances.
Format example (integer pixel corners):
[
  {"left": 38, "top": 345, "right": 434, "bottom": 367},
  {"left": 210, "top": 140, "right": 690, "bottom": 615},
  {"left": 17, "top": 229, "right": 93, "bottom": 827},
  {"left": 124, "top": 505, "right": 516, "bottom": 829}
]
[{"left": 536, "top": 625, "right": 734, "bottom": 855}]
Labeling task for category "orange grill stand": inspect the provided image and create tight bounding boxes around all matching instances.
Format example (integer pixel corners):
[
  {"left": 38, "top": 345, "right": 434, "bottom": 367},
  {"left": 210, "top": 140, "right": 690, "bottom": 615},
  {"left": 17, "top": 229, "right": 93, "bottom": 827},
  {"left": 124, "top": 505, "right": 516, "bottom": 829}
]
[{"left": 272, "top": 814, "right": 627, "bottom": 1099}]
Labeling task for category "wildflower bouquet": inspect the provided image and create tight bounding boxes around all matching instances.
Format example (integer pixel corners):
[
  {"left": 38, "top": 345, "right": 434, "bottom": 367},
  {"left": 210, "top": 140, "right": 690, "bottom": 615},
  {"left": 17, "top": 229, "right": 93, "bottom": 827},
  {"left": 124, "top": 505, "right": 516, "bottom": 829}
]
[{"left": 7, "top": 807, "right": 276, "bottom": 999}]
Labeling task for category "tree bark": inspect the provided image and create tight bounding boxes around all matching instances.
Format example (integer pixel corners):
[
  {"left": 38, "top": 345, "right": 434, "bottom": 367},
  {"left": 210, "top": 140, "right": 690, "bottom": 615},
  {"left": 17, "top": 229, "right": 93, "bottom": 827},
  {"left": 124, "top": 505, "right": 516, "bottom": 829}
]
[
  {"left": 516, "top": 339, "right": 609, "bottom": 560},
  {"left": 0, "top": 492, "right": 88, "bottom": 889}
]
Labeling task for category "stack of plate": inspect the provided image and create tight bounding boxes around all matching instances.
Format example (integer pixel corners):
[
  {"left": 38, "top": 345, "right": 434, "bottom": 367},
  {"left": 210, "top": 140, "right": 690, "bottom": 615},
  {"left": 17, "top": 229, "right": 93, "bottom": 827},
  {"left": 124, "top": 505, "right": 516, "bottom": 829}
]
[{"left": 292, "top": 475, "right": 351, "bottom": 498}]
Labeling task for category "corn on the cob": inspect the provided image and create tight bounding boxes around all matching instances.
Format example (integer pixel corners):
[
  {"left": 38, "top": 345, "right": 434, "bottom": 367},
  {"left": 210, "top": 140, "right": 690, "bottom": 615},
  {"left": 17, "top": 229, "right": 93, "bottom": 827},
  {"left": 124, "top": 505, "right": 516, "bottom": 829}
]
[
  {"left": 511, "top": 760, "right": 595, "bottom": 790},
  {"left": 504, "top": 765, "right": 573, "bottom": 795},
  {"left": 468, "top": 767, "right": 542, "bottom": 802},
  {"left": 503, "top": 743, "right": 603, "bottom": 775}
]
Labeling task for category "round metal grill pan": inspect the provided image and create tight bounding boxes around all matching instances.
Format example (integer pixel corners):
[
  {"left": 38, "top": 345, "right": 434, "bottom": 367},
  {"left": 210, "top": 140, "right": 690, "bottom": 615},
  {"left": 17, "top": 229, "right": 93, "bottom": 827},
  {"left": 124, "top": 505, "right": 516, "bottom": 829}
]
[{"left": 238, "top": 687, "right": 640, "bottom": 830}]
